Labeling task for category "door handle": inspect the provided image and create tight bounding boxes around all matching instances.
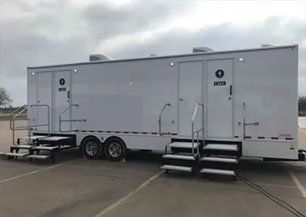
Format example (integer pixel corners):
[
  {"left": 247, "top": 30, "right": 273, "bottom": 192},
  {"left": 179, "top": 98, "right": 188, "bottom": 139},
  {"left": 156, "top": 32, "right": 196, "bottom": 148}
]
[
  {"left": 67, "top": 90, "right": 71, "bottom": 99},
  {"left": 230, "top": 85, "right": 232, "bottom": 95}
]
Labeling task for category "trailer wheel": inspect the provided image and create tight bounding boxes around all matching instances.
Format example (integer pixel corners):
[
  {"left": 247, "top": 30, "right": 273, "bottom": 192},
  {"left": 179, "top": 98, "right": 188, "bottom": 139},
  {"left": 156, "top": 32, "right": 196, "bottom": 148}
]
[
  {"left": 104, "top": 137, "right": 126, "bottom": 161},
  {"left": 81, "top": 136, "right": 101, "bottom": 159}
]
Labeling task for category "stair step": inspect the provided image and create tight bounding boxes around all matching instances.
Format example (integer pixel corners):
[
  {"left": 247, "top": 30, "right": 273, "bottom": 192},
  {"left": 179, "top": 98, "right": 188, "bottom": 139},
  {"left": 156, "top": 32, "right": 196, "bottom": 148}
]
[
  {"left": 26, "top": 155, "right": 50, "bottom": 160},
  {"left": 37, "top": 136, "right": 72, "bottom": 142},
  {"left": 169, "top": 142, "right": 198, "bottom": 149},
  {"left": 5, "top": 152, "right": 29, "bottom": 157},
  {"left": 200, "top": 168, "right": 235, "bottom": 176},
  {"left": 201, "top": 157, "right": 238, "bottom": 163},
  {"left": 162, "top": 154, "right": 195, "bottom": 160},
  {"left": 11, "top": 145, "right": 34, "bottom": 149},
  {"left": 18, "top": 135, "right": 48, "bottom": 140},
  {"left": 160, "top": 165, "right": 193, "bottom": 172},
  {"left": 58, "top": 145, "right": 73, "bottom": 149},
  {"left": 32, "top": 146, "right": 59, "bottom": 151},
  {"left": 204, "top": 144, "right": 238, "bottom": 151}
]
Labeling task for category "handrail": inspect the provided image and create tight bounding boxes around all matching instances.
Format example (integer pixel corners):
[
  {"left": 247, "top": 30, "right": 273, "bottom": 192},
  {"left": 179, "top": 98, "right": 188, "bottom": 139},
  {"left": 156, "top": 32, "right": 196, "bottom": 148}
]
[
  {"left": 242, "top": 102, "right": 259, "bottom": 140},
  {"left": 191, "top": 103, "right": 205, "bottom": 157},
  {"left": 158, "top": 103, "right": 171, "bottom": 135},
  {"left": 9, "top": 104, "right": 27, "bottom": 130},
  {"left": 10, "top": 104, "right": 50, "bottom": 146},
  {"left": 59, "top": 104, "right": 86, "bottom": 132},
  {"left": 11, "top": 104, "right": 27, "bottom": 115},
  {"left": 243, "top": 102, "right": 246, "bottom": 140}
]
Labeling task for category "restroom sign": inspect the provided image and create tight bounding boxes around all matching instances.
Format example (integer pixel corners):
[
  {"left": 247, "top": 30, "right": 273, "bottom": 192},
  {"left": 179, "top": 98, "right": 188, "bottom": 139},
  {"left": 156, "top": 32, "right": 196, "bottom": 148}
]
[
  {"left": 214, "top": 81, "right": 226, "bottom": 86},
  {"left": 59, "top": 78, "right": 65, "bottom": 86},
  {"left": 215, "top": 69, "right": 224, "bottom": 78}
]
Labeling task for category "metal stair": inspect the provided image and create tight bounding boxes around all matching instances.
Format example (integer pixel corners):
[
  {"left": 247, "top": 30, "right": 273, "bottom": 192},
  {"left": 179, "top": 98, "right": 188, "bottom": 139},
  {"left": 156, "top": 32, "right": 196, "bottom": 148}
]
[
  {"left": 6, "top": 135, "right": 74, "bottom": 163},
  {"left": 160, "top": 142, "right": 198, "bottom": 174},
  {"left": 199, "top": 141, "right": 241, "bottom": 179},
  {"left": 160, "top": 103, "right": 203, "bottom": 175},
  {"left": 6, "top": 104, "right": 76, "bottom": 163},
  {"left": 159, "top": 102, "right": 241, "bottom": 179},
  {"left": 6, "top": 135, "right": 45, "bottom": 159}
]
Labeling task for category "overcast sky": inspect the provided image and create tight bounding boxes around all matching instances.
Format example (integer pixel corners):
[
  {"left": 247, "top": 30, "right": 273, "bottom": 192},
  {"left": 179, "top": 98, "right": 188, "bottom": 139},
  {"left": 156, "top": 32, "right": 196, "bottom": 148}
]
[{"left": 0, "top": 0, "right": 305, "bottom": 106}]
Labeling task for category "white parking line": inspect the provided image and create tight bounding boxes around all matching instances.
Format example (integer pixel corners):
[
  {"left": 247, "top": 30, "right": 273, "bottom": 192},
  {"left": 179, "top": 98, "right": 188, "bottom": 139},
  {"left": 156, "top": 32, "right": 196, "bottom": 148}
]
[
  {"left": 288, "top": 169, "right": 306, "bottom": 198},
  {"left": 0, "top": 160, "right": 78, "bottom": 184},
  {"left": 94, "top": 171, "right": 162, "bottom": 217}
]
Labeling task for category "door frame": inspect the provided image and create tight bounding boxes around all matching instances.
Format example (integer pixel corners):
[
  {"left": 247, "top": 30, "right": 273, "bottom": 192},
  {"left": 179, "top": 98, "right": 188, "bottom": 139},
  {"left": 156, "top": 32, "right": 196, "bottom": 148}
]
[{"left": 204, "top": 57, "right": 235, "bottom": 139}]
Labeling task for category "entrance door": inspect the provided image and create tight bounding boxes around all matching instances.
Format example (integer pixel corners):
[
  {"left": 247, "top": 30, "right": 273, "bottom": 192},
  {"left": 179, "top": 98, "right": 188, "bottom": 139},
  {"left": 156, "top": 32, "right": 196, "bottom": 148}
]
[
  {"left": 54, "top": 71, "right": 71, "bottom": 132},
  {"left": 206, "top": 59, "right": 234, "bottom": 139},
  {"left": 36, "top": 72, "right": 52, "bottom": 132},
  {"left": 178, "top": 61, "right": 203, "bottom": 137}
]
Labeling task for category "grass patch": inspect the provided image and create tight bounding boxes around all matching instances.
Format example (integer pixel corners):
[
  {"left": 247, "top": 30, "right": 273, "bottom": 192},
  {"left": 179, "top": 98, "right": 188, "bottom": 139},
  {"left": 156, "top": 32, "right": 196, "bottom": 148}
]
[{"left": 0, "top": 114, "right": 27, "bottom": 121}]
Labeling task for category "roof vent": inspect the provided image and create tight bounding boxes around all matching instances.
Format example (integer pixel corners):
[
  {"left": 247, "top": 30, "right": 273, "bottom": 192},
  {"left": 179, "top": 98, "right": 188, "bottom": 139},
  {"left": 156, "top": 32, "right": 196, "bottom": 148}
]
[
  {"left": 89, "top": 54, "right": 110, "bottom": 62},
  {"left": 192, "top": 47, "right": 214, "bottom": 53}
]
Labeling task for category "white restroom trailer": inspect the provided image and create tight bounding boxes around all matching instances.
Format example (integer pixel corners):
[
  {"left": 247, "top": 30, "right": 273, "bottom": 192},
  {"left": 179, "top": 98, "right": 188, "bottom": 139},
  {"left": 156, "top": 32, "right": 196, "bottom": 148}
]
[{"left": 19, "top": 44, "right": 302, "bottom": 171}]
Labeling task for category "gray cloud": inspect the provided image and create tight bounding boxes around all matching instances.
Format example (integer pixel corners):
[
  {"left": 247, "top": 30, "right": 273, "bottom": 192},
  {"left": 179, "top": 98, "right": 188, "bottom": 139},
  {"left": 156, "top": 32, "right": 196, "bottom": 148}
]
[
  {"left": 107, "top": 17, "right": 306, "bottom": 56},
  {"left": 0, "top": 1, "right": 305, "bottom": 106},
  {"left": 82, "top": 2, "right": 179, "bottom": 38}
]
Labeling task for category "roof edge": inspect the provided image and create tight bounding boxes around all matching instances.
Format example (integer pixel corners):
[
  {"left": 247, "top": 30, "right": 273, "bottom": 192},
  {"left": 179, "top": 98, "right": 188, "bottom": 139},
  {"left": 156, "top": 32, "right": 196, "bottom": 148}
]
[{"left": 28, "top": 44, "right": 298, "bottom": 70}]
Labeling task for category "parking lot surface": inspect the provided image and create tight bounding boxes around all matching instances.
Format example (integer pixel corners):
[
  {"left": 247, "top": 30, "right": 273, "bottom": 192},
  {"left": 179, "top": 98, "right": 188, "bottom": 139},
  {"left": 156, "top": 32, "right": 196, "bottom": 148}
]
[{"left": 0, "top": 121, "right": 306, "bottom": 217}]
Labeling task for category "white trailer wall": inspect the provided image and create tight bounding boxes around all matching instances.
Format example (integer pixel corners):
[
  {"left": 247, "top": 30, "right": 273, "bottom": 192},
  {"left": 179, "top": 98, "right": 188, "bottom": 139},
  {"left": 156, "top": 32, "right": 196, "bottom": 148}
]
[
  {"left": 72, "top": 58, "right": 179, "bottom": 134},
  {"left": 27, "top": 45, "right": 298, "bottom": 159},
  {"left": 233, "top": 47, "right": 298, "bottom": 159}
]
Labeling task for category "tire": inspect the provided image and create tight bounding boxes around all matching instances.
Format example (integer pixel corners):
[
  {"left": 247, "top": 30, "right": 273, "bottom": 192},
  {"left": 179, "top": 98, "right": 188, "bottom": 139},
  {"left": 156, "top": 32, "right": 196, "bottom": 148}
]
[
  {"left": 81, "top": 136, "right": 102, "bottom": 159},
  {"left": 104, "top": 137, "right": 126, "bottom": 161}
]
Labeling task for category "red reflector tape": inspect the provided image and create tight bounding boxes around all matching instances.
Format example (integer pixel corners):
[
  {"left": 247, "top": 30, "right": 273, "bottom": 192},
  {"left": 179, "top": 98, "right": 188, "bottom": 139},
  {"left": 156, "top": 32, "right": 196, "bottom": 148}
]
[
  {"left": 285, "top": 137, "right": 293, "bottom": 140},
  {"left": 151, "top": 132, "right": 158, "bottom": 135},
  {"left": 245, "top": 136, "right": 252, "bottom": 139},
  {"left": 271, "top": 137, "right": 279, "bottom": 140},
  {"left": 234, "top": 135, "right": 239, "bottom": 138},
  {"left": 258, "top": 136, "right": 265, "bottom": 139}
]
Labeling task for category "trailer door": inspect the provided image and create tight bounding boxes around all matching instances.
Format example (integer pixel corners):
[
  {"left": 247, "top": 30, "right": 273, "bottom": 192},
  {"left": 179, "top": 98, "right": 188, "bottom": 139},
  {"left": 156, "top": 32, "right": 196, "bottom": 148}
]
[
  {"left": 36, "top": 72, "right": 53, "bottom": 132},
  {"left": 54, "top": 70, "right": 71, "bottom": 132},
  {"left": 206, "top": 59, "right": 234, "bottom": 139},
  {"left": 178, "top": 61, "right": 202, "bottom": 137}
]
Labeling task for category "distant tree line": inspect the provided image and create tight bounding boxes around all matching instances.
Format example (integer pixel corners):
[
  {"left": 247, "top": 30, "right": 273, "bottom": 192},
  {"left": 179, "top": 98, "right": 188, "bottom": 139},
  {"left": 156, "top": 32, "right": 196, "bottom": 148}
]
[
  {"left": 0, "top": 87, "right": 12, "bottom": 108},
  {"left": 299, "top": 97, "right": 306, "bottom": 116}
]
